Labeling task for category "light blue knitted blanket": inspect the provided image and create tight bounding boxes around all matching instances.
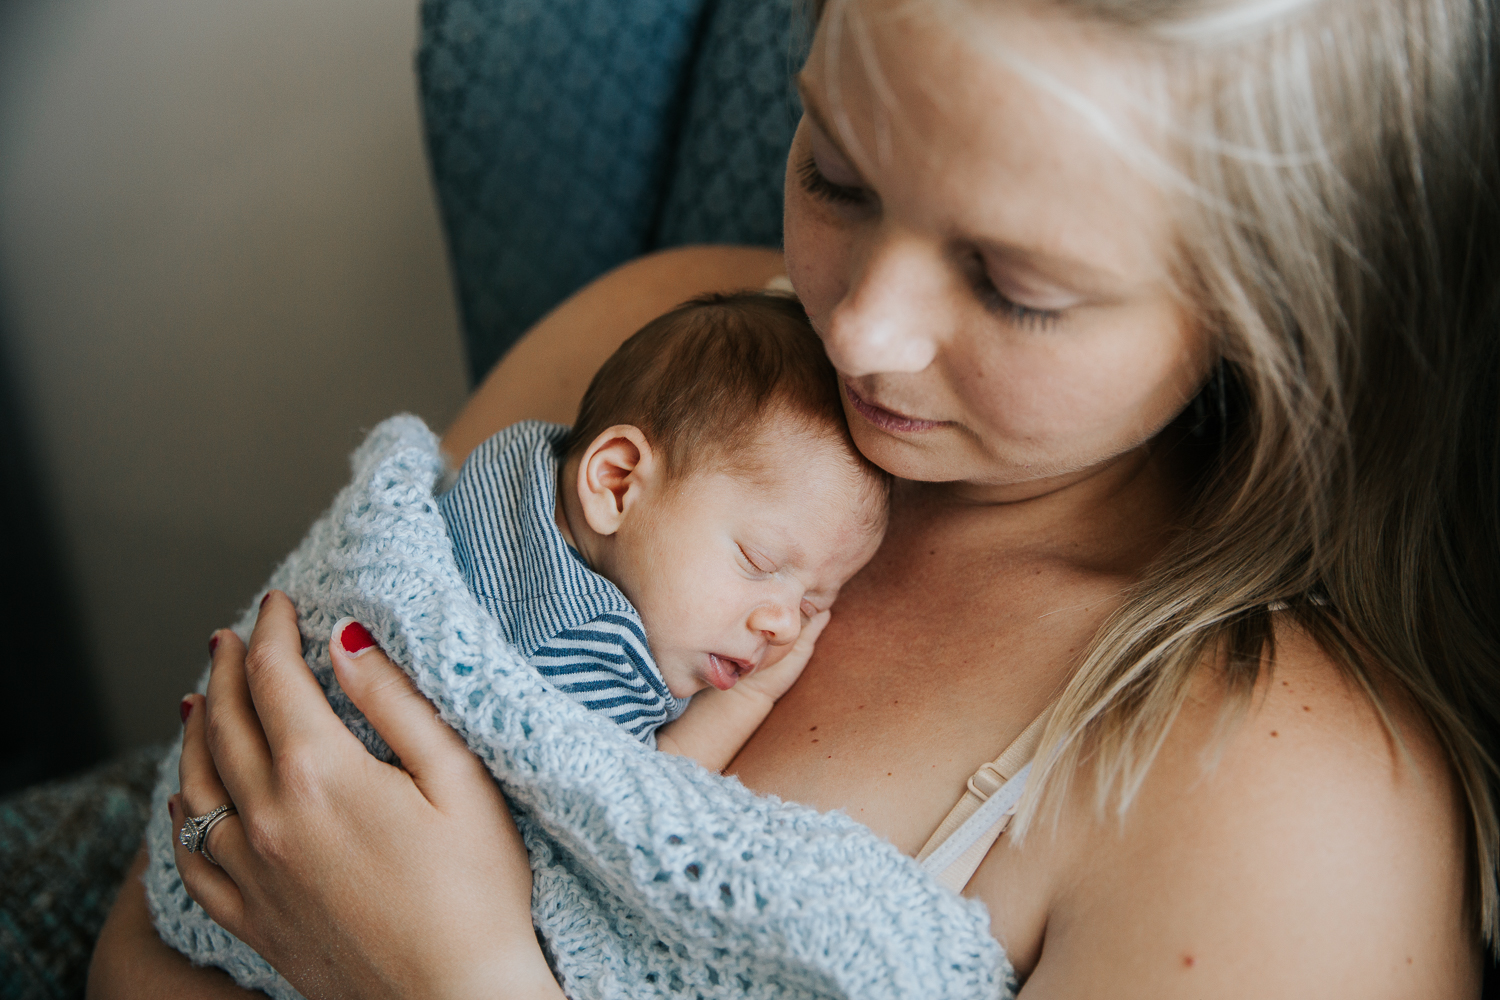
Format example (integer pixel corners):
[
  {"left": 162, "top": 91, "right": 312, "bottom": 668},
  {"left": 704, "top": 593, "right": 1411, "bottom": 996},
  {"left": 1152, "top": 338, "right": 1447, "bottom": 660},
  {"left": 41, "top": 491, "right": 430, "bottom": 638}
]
[{"left": 142, "top": 415, "right": 1016, "bottom": 1000}]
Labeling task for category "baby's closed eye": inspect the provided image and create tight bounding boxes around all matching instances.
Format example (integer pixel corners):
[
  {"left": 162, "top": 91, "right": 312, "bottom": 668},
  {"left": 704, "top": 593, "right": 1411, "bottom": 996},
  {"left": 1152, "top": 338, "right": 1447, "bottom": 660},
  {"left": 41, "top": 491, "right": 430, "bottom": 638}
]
[{"left": 737, "top": 544, "right": 776, "bottom": 575}]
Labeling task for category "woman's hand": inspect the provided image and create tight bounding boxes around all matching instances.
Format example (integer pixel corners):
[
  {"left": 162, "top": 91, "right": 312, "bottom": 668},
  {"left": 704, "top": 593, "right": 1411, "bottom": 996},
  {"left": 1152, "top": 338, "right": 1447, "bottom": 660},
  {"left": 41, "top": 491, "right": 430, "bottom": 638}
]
[{"left": 171, "top": 592, "right": 563, "bottom": 1000}]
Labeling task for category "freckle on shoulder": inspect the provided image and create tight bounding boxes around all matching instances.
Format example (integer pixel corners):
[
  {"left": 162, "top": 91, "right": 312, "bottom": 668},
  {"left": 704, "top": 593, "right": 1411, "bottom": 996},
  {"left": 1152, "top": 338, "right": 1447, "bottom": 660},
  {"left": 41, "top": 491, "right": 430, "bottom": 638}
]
[{"left": 1181, "top": 618, "right": 1455, "bottom": 807}]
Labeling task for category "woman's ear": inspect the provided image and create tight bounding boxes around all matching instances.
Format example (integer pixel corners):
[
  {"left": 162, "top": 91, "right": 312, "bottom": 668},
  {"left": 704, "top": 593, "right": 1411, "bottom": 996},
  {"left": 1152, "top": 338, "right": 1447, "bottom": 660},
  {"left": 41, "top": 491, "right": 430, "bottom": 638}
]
[{"left": 575, "top": 425, "right": 658, "bottom": 536}]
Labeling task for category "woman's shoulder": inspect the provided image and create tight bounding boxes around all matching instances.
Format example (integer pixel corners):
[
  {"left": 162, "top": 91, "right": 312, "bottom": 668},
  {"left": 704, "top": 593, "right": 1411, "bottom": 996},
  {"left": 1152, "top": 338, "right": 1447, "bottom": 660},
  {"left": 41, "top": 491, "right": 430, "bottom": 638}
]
[{"left": 1006, "top": 620, "right": 1480, "bottom": 998}]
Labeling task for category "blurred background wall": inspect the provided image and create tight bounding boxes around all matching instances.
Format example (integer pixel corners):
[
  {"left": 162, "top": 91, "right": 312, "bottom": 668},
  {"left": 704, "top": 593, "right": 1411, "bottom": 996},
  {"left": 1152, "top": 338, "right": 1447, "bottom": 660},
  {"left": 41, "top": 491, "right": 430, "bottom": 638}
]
[{"left": 0, "top": 0, "right": 468, "bottom": 772}]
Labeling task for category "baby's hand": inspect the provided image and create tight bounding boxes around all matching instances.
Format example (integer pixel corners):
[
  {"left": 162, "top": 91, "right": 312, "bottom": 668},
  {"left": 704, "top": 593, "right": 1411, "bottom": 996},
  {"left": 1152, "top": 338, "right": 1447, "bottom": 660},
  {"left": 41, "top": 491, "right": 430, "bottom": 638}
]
[
  {"left": 735, "top": 609, "right": 831, "bottom": 705},
  {"left": 655, "top": 611, "right": 831, "bottom": 771}
]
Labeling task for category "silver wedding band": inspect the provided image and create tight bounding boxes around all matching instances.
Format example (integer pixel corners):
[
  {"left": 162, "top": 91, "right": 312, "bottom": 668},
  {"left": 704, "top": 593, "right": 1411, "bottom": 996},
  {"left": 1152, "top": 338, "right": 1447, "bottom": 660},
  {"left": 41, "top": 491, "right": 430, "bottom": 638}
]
[{"left": 179, "top": 803, "right": 237, "bottom": 866}]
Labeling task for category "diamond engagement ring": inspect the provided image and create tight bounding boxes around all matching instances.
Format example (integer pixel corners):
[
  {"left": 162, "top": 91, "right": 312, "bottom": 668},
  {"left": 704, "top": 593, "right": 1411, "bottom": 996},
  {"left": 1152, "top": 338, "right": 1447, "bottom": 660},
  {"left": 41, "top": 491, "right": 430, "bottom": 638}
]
[{"left": 179, "top": 803, "right": 237, "bottom": 866}]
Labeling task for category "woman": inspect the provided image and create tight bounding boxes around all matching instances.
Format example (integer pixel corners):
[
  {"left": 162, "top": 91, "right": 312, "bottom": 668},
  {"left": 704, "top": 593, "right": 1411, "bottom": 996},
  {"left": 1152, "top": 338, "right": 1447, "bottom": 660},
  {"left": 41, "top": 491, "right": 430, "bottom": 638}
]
[{"left": 90, "top": 0, "right": 1496, "bottom": 995}]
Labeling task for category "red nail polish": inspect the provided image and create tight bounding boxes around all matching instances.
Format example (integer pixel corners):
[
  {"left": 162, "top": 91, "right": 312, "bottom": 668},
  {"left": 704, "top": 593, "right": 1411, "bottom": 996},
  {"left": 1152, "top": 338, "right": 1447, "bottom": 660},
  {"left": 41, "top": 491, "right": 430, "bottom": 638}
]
[
  {"left": 260, "top": 592, "right": 272, "bottom": 609},
  {"left": 208, "top": 633, "right": 220, "bottom": 655},
  {"left": 181, "top": 697, "right": 194, "bottom": 723},
  {"left": 169, "top": 799, "right": 178, "bottom": 820},
  {"left": 339, "top": 621, "right": 376, "bottom": 654}
]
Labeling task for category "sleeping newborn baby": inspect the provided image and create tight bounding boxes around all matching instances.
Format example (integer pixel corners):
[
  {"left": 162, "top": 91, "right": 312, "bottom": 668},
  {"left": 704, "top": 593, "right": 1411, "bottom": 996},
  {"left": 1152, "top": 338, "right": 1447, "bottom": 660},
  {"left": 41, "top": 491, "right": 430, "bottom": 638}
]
[{"left": 430, "top": 290, "right": 889, "bottom": 769}]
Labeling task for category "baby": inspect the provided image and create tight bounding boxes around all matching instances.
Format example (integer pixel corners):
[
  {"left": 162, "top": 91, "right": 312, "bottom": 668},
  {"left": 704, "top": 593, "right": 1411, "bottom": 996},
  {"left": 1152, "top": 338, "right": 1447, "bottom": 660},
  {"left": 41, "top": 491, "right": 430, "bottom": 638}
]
[
  {"left": 437, "top": 290, "right": 889, "bottom": 769},
  {"left": 151, "top": 296, "right": 910, "bottom": 992}
]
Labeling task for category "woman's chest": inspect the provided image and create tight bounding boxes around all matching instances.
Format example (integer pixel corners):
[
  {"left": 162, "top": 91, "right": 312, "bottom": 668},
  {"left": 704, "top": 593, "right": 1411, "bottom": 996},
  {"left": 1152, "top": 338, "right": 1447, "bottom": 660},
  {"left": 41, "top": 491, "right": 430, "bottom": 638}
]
[{"left": 724, "top": 523, "right": 1117, "bottom": 855}]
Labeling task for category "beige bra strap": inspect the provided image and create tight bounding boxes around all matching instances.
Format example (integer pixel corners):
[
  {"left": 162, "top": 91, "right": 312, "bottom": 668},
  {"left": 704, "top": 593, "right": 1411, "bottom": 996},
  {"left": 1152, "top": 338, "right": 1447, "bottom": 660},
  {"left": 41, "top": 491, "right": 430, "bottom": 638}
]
[{"left": 916, "top": 705, "right": 1055, "bottom": 892}]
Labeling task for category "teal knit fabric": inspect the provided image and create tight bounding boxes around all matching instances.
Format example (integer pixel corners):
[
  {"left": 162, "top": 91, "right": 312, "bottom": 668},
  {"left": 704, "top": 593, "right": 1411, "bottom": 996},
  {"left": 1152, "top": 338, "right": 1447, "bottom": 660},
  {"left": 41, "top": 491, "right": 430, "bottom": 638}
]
[
  {"left": 417, "top": 0, "right": 809, "bottom": 384},
  {"left": 143, "top": 416, "right": 1017, "bottom": 1000},
  {"left": 418, "top": 0, "right": 713, "bottom": 384},
  {"left": 652, "top": 0, "right": 806, "bottom": 249}
]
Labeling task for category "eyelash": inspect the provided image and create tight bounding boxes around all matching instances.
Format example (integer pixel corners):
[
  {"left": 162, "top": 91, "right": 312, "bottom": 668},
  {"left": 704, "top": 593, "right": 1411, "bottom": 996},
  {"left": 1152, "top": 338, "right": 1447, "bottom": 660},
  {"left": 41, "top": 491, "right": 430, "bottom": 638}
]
[
  {"left": 738, "top": 545, "right": 775, "bottom": 575},
  {"left": 797, "top": 154, "right": 871, "bottom": 207},
  {"left": 799, "top": 156, "right": 1063, "bottom": 331},
  {"left": 970, "top": 270, "right": 1063, "bottom": 331}
]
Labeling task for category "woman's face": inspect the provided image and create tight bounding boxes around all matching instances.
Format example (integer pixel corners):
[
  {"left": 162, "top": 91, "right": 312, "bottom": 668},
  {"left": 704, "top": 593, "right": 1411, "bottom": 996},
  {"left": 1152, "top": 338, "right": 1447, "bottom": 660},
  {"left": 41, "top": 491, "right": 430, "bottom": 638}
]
[{"left": 784, "top": 1, "right": 1211, "bottom": 497}]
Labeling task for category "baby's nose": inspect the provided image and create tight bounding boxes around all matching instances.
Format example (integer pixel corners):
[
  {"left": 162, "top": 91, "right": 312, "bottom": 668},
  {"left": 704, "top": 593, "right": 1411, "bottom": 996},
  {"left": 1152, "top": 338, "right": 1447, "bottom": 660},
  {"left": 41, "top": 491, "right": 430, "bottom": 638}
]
[{"left": 749, "top": 603, "right": 800, "bottom": 646}]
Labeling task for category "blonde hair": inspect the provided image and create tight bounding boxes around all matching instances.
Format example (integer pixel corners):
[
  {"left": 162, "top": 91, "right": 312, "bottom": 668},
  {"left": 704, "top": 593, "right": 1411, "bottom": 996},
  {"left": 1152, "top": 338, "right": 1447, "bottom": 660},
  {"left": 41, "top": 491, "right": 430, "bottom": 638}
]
[{"left": 814, "top": 0, "right": 1500, "bottom": 946}]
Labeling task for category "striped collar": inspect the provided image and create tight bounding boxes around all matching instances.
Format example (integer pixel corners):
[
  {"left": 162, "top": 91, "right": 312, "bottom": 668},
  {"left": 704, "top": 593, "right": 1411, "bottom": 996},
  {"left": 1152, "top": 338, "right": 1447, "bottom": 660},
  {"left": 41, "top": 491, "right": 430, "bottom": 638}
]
[{"left": 439, "top": 420, "right": 641, "bottom": 657}]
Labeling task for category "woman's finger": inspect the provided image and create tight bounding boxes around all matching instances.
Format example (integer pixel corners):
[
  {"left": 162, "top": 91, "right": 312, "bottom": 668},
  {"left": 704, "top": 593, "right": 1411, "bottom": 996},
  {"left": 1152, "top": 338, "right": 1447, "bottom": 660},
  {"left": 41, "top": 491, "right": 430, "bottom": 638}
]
[
  {"left": 202, "top": 627, "right": 271, "bottom": 808},
  {"left": 242, "top": 591, "right": 355, "bottom": 756},
  {"left": 173, "top": 694, "right": 246, "bottom": 930},
  {"left": 329, "top": 617, "right": 486, "bottom": 809},
  {"left": 178, "top": 688, "right": 251, "bottom": 873}
]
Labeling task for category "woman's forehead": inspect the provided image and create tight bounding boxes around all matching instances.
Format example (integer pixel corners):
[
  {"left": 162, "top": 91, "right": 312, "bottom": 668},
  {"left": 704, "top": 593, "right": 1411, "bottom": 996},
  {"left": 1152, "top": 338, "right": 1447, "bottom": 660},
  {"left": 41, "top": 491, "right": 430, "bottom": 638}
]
[{"left": 802, "top": 0, "right": 1175, "bottom": 290}]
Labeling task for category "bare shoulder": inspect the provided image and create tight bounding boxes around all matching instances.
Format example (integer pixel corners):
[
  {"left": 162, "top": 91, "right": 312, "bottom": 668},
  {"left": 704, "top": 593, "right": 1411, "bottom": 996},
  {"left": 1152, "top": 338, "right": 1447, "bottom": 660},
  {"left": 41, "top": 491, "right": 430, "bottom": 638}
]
[
  {"left": 1013, "top": 621, "right": 1480, "bottom": 998},
  {"left": 442, "top": 245, "right": 785, "bottom": 459}
]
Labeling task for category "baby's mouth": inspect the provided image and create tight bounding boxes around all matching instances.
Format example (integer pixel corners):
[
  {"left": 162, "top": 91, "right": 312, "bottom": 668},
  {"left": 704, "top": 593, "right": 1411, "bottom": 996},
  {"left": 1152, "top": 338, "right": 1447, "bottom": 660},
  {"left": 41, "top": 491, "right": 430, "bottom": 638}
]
[{"left": 704, "top": 653, "right": 755, "bottom": 691}]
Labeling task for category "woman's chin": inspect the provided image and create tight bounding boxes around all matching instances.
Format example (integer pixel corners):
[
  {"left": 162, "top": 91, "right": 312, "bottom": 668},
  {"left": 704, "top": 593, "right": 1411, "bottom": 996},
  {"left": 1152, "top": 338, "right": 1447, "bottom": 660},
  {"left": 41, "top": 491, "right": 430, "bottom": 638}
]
[
  {"left": 848, "top": 424, "right": 1119, "bottom": 500},
  {"left": 846, "top": 427, "right": 984, "bottom": 486}
]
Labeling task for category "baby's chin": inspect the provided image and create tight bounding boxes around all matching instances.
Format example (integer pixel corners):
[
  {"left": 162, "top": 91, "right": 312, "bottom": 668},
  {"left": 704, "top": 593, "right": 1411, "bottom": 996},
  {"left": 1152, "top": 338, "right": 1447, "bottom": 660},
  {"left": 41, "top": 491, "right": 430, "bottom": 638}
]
[{"left": 658, "top": 660, "right": 709, "bottom": 699}]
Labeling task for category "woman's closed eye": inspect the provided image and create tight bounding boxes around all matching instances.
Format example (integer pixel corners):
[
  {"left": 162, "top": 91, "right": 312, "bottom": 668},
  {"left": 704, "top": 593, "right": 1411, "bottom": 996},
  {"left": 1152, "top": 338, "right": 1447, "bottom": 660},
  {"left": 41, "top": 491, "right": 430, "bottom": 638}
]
[
  {"left": 972, "top": 271, "right": 1063, "bottom": 330},
  {"left": 964, "top": 252, "right": 1066, "bottom": 331},
  {"left": 798, "top": 154, "right": 873, "bottom": 208}
]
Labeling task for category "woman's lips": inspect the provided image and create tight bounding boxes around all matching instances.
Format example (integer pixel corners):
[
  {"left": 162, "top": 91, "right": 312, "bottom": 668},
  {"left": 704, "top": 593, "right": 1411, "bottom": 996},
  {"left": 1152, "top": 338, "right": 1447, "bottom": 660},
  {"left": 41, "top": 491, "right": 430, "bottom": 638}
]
[
  {"left": 842, "top": 380, "right": 946, "bottom": 434},
  {"left": 705, "top": 654, "right": 753, "bottom": 691}
]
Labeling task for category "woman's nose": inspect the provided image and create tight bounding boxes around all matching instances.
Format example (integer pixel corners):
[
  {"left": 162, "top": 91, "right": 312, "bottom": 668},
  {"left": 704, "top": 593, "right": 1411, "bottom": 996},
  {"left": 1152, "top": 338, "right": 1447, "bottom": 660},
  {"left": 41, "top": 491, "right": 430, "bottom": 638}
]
[
  {"left": 748, "top": 603, "right": 800, "bottom": 647},
  {"left": 822, "top": 229, "right": 945, "bottom": 377}
]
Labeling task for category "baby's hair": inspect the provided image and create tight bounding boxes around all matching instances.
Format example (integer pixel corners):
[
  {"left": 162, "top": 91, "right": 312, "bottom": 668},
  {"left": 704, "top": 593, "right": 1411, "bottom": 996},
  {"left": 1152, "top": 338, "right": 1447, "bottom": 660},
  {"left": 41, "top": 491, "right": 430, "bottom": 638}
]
[{"left": 565, "top": 291, "right": 887, "bottom": 508}]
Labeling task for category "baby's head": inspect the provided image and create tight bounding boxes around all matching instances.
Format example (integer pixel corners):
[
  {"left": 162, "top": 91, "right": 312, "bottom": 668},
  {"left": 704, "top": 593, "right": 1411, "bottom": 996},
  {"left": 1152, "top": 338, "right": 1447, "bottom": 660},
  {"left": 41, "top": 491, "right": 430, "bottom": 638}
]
[{"left": 558, "top": 291, "right": 889, "bottom": 698}]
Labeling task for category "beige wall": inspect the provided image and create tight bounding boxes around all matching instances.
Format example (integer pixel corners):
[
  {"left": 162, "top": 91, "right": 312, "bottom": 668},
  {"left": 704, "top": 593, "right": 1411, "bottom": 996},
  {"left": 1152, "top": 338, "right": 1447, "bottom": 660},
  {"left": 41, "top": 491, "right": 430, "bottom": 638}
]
[{"left": 0, "top": 0, "right": 468, "bottom": 750}]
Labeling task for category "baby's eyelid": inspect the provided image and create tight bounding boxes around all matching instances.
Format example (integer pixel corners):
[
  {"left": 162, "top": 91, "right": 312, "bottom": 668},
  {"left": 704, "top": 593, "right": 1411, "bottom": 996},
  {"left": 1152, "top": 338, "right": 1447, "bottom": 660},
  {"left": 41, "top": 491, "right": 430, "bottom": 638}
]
[{"left": 738, "top": 544, "right": 775, "bottom": 574}]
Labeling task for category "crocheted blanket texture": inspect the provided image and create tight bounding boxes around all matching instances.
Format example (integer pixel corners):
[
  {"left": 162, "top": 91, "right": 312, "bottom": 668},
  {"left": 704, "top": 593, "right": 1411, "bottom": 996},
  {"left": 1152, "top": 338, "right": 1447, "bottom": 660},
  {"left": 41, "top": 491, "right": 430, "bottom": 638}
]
[{"left": 142, "top": 416, "right": 1016, "bottom": 999}]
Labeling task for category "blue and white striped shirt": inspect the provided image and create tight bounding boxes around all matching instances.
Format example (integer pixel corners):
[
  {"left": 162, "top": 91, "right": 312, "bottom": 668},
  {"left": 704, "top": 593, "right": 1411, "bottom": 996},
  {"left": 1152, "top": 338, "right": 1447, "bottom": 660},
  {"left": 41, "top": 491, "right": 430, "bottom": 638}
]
[{"left": 438, "top": 421, "right": 688, "bottom": 743}]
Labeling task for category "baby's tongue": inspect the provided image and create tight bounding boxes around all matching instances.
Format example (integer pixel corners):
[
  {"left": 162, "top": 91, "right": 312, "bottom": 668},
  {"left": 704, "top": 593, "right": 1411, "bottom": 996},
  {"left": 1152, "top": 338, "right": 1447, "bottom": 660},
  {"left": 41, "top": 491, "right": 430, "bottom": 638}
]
[{"left": 705, "top": 654, "right": 740, "bottom": 691}]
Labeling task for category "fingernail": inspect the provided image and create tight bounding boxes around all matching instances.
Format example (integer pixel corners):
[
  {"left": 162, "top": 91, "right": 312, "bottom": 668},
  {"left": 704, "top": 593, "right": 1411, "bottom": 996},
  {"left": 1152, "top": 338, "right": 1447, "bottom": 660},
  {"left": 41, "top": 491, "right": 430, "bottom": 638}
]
[
  {"left": 338, "top": 619, "right": 376, "bottom": 657},
  {"left": 180, "top": 697, "right": 194, "bottom": 723},
  {"left": 168, "top": 798, "right": 178, "bottom": 820},
  {"left": 208, "top": 633, "right": 220, "bottom": 655},
  {"left": 260, "top": 591, "right": 272, "bottom": 609}
]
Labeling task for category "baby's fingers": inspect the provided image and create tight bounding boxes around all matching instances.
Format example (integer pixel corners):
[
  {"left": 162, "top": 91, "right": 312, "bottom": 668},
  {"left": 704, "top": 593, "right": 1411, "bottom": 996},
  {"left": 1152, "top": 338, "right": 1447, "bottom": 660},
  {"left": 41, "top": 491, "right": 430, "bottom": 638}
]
[
  {"left": 740, "top": 610, "right": 831, "bottom": 702},
  {"left": 794, "top": 609, "right": 832, "bottom": 652}
]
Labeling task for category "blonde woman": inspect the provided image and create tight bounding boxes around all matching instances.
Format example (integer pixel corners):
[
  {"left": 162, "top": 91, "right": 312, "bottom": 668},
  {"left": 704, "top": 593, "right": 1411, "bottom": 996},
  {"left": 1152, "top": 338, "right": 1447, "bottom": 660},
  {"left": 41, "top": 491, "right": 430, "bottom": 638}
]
[{"left": 91, "top": 0, "right": 1497, "bottom": 996}]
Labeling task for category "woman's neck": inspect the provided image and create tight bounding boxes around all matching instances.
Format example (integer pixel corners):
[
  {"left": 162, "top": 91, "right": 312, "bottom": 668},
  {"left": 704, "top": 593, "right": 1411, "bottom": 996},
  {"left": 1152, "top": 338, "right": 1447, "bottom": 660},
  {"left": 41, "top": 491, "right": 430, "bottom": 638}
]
[{"left": 893, "top": 441, "right": 1186, "bottom": 575}]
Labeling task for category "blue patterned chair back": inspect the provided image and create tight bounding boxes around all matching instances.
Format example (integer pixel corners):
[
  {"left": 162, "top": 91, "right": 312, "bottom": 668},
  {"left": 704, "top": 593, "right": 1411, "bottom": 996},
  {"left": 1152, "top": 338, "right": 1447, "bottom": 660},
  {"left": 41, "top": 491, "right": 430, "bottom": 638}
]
[{"left": 418, "top": 0, "right": 806, "bottom": 383}]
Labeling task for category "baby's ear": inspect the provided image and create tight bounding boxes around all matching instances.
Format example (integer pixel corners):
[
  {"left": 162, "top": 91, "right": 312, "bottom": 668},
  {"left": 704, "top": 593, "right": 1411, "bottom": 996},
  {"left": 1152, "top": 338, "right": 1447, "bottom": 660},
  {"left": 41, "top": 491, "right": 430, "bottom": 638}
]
[{"left": 576, "top": 425, "right": 658, "bottom": 536}]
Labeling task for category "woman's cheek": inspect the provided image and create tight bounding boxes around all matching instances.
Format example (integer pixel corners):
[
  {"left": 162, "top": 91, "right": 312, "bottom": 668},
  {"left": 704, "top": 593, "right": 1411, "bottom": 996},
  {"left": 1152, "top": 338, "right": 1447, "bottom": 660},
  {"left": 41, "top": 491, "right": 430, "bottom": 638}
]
[
  {"left": 954, "top": 337, "right": 1123, "bottom": 454},
  {"left": 782, "top": 201, "right": 847, "bottom": 344},
  {"left": 783, "top": 219, "right": 832, "bottom": 326}
]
